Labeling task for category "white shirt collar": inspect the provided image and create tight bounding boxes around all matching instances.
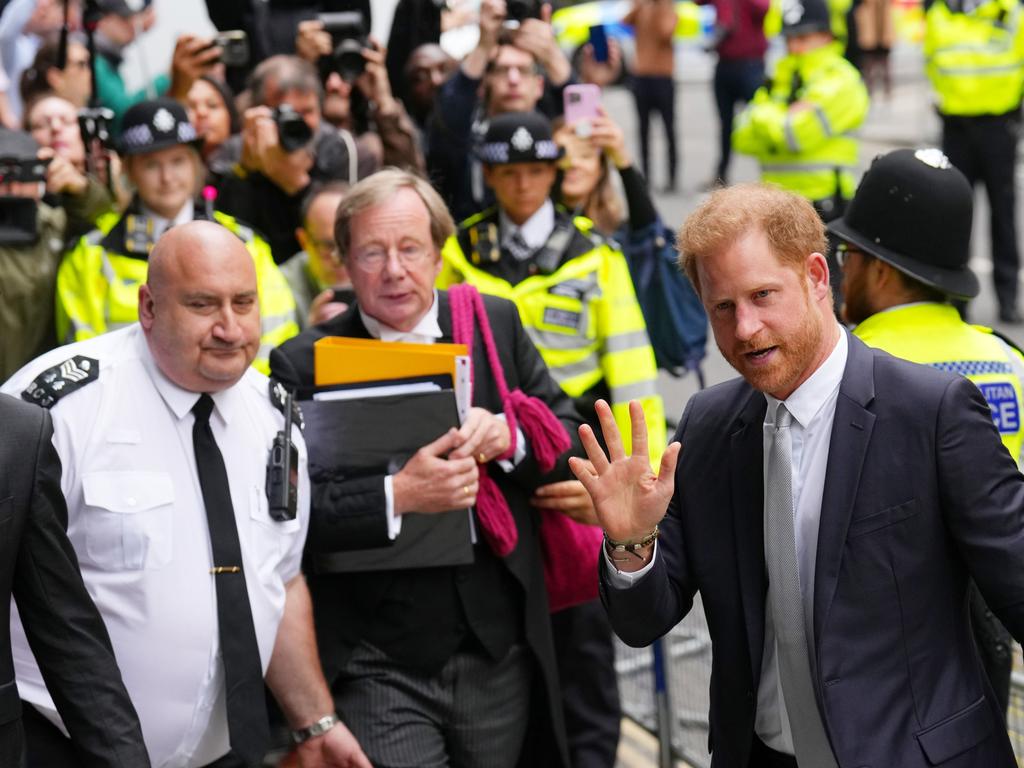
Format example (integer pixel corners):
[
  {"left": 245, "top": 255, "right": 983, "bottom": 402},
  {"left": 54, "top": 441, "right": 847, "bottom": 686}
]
[
  {"left": 359, "top": 290, "right": 444, "bottom": 344},
  {"left": 500, "top": 199, "right": 555, "bottom": 252},
  {"left": 135, "top": 324, "right": 240, "bottom": 425},
  {"left": 764, "top": 324, "right": 847, "bottom": 428},
  {"left": 142, "top": 198, "right": 195, "bottom": 237}
]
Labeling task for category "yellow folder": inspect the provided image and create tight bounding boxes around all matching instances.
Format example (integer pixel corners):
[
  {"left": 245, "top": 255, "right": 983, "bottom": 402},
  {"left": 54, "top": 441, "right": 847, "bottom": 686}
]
[{"left": 313, "top": 336, "right": 469, "bottom": 387}]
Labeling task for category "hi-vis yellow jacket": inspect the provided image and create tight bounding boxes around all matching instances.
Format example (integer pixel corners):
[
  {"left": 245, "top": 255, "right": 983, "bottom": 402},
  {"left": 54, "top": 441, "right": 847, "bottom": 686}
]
[
  {"left": 855, "top": 302, "right": 1024, "bottom": 463},
  {"left": 56, "top": 204, "right": 298, "bottom": 374},
  {"left": 733, "top": 42, "right": 869, "bottom": 203},
  {"left": 439, "top": 207, "right": 666, "bottom": 464},
  {"left": 925, "top": 0, "right": 1024, "bottom": 116}
]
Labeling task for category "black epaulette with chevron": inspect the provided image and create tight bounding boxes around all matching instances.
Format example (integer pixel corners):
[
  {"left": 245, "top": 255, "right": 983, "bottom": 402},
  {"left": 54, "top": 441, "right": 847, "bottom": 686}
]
[{"left": 21, "top": 356, "right": 99, "bottom": 409}]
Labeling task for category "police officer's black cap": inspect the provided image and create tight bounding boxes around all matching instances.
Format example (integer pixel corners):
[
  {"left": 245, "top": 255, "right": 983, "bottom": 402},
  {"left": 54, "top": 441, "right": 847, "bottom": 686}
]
[
  {"left": 0, "top": 128, "right": 40, "bottom": 161},
  {"left": 828, "top": 148, "right": 979, "bottom": 299},
  {"left": 477, "top": 111, "right": 563, "bottom": 165},
  {"left": 94, "top": 0, "right": 152, "bottom": 17},
  {"left": 780, "top": 0, "right": 832, "bottom": 37},
  {"left": 118, "top": 98, "right": 202, "bottom": 156}
]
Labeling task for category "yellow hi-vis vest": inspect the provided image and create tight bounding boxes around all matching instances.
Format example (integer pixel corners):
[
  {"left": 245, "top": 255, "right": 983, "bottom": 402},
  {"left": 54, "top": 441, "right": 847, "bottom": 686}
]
[
  {"left": 854, "top": 303, "right": 1024, "bottom": 464},
  {"left": 925, "top": 0, "right": 1024, "bottom": 116},
  {"left": 438, "top": 210, "right": 666, "bottom": 465},
  {"left": 56, "top": 208, "right": 298, "bottom": 374},
  {"left": 733, "top": 42, "right": 869, "bottom": 203}
]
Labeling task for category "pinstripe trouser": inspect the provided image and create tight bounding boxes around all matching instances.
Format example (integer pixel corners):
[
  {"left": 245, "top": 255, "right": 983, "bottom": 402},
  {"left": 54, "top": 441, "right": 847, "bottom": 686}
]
[{"left": 332, "top": 641, "right": 532, "bottom": 768}]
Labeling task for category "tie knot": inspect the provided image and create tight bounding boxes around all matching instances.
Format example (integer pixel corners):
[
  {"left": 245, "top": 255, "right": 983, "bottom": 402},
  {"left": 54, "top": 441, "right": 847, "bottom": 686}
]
[
  {"left": 192, "top": 393, "right": 215, "bottom": 422},
  {"left": 774, "top": 404, "right": 793, "bottom": 429}
]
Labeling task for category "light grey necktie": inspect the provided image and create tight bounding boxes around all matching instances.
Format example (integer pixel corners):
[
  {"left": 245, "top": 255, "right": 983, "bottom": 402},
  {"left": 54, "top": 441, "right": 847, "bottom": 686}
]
[
  {"left": 765, "top": 404, "right": 838, "bottom": 767},
  {"left": 505, "top": 229, "right": 534, "bottom": 261}
]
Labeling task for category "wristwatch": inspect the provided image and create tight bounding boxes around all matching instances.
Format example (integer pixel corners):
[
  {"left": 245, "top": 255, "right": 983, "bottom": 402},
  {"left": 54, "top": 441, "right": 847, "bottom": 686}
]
[{"left": 290, "top": 713, "right": 340, "bottom": 745}]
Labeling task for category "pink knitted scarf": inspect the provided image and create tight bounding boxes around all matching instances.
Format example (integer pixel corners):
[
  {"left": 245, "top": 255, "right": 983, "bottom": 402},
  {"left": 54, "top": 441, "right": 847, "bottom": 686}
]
[{"left": 448, "top": 284, "right": 572, "bottom": 557}]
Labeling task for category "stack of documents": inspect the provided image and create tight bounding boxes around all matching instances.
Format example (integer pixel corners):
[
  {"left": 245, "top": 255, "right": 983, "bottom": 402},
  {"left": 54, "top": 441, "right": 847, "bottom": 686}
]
[{"left": 302, "top": 337, "right": 475, "bottom": 572}]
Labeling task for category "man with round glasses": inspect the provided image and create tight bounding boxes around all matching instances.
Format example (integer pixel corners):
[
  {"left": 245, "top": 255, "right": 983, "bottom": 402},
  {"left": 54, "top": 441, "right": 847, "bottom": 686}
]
[{"left": 269, "top": 167, "right": 582, "bottom": 768}]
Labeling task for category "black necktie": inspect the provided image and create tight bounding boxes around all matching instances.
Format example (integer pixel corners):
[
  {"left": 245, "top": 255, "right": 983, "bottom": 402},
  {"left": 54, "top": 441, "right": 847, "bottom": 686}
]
[{"left": 191, "top": 394, "right": 270, "bottom": 766}]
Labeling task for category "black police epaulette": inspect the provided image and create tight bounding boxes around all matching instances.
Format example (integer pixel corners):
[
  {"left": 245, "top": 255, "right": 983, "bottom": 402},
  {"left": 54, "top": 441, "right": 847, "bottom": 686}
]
[
  {"left": 269, "top": 379, "right": 304, "bottom": 431},
  {"left": 22, "top": 356, "right": 99, "bottom": 409}
]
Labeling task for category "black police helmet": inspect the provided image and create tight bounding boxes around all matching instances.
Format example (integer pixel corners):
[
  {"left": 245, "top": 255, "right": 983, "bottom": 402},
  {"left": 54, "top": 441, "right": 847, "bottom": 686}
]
[
  {"left": 476, "top": 111, "right": 563, "bottom": 165},
  {"left": 118, "top": 98, "right": 202, "bottom": 157},
  {"left": 94, "top": 0, "right": 152, "bottom": 17},
  {"left": 781, "top": 0, "right": 832, "bottom": 37},
  {"left": 827, "top": 148, "right": 978, "bottom": 299}
]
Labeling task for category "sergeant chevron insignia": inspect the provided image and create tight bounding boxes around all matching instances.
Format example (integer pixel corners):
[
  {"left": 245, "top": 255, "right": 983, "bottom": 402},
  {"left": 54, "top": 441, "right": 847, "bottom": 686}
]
[{"left": 21, "top": 356, "right": 99, "bottom": 408}]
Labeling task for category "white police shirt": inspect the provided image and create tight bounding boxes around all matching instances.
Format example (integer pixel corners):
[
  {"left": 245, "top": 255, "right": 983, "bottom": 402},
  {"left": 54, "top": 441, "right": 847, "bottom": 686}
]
[{"left": 2, "top": 325, "right": 310, "bottom": 768}]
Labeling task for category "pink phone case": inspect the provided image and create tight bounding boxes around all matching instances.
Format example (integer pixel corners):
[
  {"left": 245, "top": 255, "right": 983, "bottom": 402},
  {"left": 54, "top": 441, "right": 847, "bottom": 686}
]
[{"left": 563, "top": 84, "right": 602, "bottom": 125}]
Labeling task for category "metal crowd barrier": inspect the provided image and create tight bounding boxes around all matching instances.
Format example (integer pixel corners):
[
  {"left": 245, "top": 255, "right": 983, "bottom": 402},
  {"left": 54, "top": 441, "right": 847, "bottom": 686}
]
[{"left": 616, "top": 609, "right": 1024, "bottom": 768}]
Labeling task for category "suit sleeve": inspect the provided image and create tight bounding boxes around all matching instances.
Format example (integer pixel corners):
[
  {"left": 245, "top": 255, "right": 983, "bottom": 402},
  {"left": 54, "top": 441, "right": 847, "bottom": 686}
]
[
  {"left": 268, "top": 342, "right": 392, "bottom": 552},
  {"left": 936, "top": 375, "right": 1024, "bottom": 640},
  {"left": 599, "top": 403, "right": 699, "bottom": 647},
  {"left": 15, "top": 410, "right": 150, "bottom": 767}
]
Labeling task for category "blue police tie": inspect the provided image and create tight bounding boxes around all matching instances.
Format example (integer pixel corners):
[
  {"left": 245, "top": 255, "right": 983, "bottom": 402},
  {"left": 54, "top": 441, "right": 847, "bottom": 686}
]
[{"left": 192, "top": 394, "right": 270, "bottom": 765}]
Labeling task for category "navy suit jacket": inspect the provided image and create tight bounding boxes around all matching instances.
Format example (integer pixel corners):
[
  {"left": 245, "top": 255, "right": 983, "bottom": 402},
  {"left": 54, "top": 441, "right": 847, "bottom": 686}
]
[{"left": 602, "top": 332, "right": 1024, "bottom": 768}]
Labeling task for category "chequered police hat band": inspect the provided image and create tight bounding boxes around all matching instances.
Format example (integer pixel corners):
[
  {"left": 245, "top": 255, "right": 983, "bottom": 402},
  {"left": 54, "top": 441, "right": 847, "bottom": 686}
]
[
  {"left": 120, "top": 118, "right": 198, "bottom": 152},
  {"left": 478, "top": 139, "right": 560, "bottom": 164}
]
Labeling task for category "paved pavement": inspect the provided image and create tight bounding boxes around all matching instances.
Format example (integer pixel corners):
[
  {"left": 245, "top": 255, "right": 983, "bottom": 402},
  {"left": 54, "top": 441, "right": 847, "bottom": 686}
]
[{"left": 606, "top": 41, "right": 1024, "bottom": 768}]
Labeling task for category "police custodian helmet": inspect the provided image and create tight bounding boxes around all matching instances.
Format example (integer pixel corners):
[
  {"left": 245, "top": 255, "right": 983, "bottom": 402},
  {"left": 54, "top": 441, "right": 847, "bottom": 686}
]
[
  {"left": 476, "top": 111, "right": 563, "bottom": 165},
  {"left": 827, "top": 148, "right": 979, "bottom": 300},
  {"left": 118, "top": 98, "right": 202, "bottom": 157},
  {"left": 780, "top": 0, "right": 832, "bottom": 36}
]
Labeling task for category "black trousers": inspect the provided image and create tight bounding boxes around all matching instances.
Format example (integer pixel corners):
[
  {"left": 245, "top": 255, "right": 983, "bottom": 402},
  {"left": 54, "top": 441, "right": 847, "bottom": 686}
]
[
  {"left": 713, "top": 57, "right": 765, "bottom": 182},
  {"left": 942, "top": 112, "right": 1021, "bottom": 311},
  {"left": 21, "top": 701, "right": 246, "bottom": 768},
  {"left": 631, "top": 75, "right": 678, "bottom": 187},
  {"left": 551, "top": 599, "right": 621, "bottom": 768}
]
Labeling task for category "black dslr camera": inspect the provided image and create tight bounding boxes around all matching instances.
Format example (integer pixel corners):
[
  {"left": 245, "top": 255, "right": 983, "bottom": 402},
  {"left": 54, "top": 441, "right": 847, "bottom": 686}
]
[
  {"left": 505, "top": 0, "right": 541, "bottom": 25},
  {"left": 0, "top": 156, "right": 50, "bottom": 246},
  {"left": 273, "top": 104, "right": 313, "bottom": 153},
  {"left": 318, "top": 11, "right": 368, "bottom": 84}
]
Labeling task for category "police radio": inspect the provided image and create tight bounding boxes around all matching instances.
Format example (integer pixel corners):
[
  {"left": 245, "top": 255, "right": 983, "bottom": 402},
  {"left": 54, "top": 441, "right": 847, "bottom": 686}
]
[{"left": 266, "top": 388, "right": 299, "bottom": 522}]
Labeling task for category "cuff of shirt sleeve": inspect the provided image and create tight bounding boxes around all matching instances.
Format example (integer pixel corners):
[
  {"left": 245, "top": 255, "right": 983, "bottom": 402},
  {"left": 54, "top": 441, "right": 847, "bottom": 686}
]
[
  {"left": 494, "top": 415, "right": 527, "bottom": 472},
  {"left": 603, "top": 541, "right": 658, "bottom": 588},
  {"left": 384, "top": 475, "right": 402, "bottom": 540}
]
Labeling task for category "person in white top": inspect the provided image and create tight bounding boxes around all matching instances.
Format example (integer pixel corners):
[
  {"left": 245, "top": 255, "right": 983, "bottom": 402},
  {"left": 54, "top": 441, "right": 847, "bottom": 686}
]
[
  {"left": 573, "top": 183, "right": 1024, "bottom": 768},
  {"left": 3, "top": 221, "right": 369, "bottom": 768}
]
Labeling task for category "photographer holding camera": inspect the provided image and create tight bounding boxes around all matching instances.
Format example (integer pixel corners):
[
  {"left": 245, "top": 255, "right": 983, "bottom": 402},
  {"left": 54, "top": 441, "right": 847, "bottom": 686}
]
[
  {"left": 427, "top": 0, "right": 576, "bottom": 222},
  {"left": 0, "top": 127, "right": 112, "bottom": 379},
  {"left": 294, "top": 15, "right": 423, "bottom": 172},
  {"left": 213, "top": 54, "right": 381, "bottom": 265}
]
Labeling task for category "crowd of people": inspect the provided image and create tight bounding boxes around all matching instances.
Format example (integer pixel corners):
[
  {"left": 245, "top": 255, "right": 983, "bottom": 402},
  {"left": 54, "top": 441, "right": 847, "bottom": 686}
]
[{"left": 1, "top": 0, "right": 1024, "bottom": 767}]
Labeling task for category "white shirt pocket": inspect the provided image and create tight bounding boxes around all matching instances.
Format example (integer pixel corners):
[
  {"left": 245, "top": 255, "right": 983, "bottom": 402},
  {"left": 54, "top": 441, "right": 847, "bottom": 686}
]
[{"left": 82, "top": 471, "right": 175, "bottom": 570}]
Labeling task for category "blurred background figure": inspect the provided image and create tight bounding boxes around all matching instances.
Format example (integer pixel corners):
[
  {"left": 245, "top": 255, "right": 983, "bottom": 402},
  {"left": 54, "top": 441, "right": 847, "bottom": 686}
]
[
  {"left": 185, "top": 74, "right": 240, "bottom": 166},
  {"left": 623, "top": 0, "right": 679, "bottom": 192},
  {"left": 402, "top": 42, "right": 456, "bottom": 142},
  {"left": 282, "top": 181, "right": 354, "bottom": 328},
  {"left": 733, "top": 0, "right": 869, "bottom": 222},
  {"left": 18, "top": 33, "right": 92, "bottom": 110},
  {"left": 698, "top": 0, "right": 769, "bottom": 186},
  {"left": 0, "top": 0, "right": 79, "bottom": 121},
  {"left": 855, "top": 0, "right": 894, "bottom": 99}
]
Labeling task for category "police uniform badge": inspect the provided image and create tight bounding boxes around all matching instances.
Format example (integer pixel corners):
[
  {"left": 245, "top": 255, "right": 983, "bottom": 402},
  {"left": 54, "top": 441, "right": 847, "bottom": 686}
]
[{"left": 22, "top": 356, "right": 99, "bottom": 408}]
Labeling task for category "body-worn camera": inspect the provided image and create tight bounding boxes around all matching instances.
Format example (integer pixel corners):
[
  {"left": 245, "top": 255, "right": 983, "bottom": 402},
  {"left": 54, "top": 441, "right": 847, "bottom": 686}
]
[
  {"left": 209, "top": 30, "right": 250, "bottom": 67},
  {"left": 273, "top": 104, "right": 313, "bottom": 153},
  {"left": 318, "top": 11, "right": 368, "bottom": 83},
  {"left": 505, "top": 0, "right": 541, "bottom": 25},
  {"left": 266, "top": 385, "right": 299, "bottom": 522}
]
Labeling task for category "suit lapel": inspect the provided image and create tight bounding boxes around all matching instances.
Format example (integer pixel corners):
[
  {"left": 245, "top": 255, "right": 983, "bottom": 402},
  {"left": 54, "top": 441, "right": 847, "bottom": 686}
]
[
  {"left": 731, "top": 389, "right": 769, "bottom": 683},
  {"left": 813, "top": 332, "right": 876, "bottom": 649}
]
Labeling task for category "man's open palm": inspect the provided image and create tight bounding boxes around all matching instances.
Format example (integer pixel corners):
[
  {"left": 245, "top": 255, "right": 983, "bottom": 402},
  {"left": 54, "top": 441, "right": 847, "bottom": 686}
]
[{"left": 569, "top": 400, "right": 680, "bottom": 542}]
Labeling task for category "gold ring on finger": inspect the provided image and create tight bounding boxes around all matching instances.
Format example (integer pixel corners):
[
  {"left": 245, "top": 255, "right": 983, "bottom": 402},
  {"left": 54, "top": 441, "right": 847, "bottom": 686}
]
[
  {"left": 463, "top": 485, "right": 471, "bottom": 497},
  {"left": 478, "top": 452, "right": 487, "bottom": 464}
]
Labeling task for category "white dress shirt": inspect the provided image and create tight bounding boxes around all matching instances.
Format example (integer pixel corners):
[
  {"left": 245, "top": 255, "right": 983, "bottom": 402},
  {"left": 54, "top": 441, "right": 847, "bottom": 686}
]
[
  {"left": 606, "top": 325, "right": 847, "bottom": 754},
  {"left": 143, "top": 199, "right": 196, "bottom": 240},
  {"left": 499, "top": 199, "right": 556, "bottom": 257},
  {"left": 3, "top": 325, "right": 310, "bottom": 768}
]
